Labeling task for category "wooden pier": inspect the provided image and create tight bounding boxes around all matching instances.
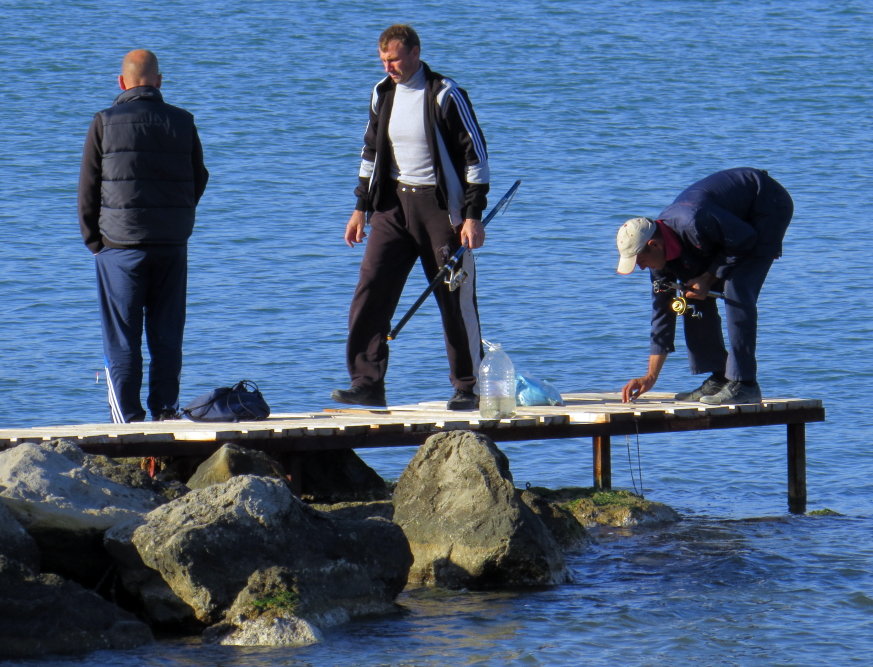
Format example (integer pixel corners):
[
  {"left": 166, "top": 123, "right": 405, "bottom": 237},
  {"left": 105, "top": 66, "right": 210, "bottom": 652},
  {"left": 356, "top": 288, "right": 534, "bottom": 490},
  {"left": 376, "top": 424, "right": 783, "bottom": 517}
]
[{"left": 0, "top": 392, "right": 824, "bottom": 514}]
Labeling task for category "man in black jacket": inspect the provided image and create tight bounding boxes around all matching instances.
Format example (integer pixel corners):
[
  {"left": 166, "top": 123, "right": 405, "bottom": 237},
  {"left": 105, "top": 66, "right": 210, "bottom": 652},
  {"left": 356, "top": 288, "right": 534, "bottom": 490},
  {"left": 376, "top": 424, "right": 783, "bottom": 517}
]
[
  {"left": 78, "top": 49, "right": 208, "bottom": 423},
  {"left": 333, "top": 24, "right": 490, "bottom": 410},
  {"left": 616, "top": 167, "right": 793, "bottom": 405}
]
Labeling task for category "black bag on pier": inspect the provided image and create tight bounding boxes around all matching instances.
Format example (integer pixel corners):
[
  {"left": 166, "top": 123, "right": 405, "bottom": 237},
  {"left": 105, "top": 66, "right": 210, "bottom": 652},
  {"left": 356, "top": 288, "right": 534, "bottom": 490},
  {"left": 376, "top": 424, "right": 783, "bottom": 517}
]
[{"left": 181, "top": 380, "right": 271, "bottom": 422}]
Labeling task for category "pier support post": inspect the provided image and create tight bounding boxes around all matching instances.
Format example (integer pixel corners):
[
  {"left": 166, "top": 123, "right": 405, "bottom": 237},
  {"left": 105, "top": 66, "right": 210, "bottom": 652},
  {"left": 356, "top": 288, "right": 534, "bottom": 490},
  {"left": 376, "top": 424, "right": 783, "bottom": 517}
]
[
  {"left": 787, "top": 423, "right": 807, "bottom": 515},
  {"left": 593, "top": 435, "right": 611, "bottom": 490}
]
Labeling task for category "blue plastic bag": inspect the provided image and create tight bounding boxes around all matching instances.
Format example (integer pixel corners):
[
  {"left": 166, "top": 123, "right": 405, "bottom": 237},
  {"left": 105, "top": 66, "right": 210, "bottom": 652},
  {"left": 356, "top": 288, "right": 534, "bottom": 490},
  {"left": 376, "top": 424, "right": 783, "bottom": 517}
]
[{"left": 515, "top": 373, "right": 564, "bottom": 406}]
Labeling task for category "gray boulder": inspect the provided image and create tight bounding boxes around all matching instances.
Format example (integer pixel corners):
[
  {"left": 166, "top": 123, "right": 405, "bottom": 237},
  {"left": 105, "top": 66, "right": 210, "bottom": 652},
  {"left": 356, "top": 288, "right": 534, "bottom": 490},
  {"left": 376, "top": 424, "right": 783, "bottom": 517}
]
[
  {"left": 129, "top": 475, "right": 411, "bottom": 645},
  {"left": 393, "top": 431, "right": 569, "bottom": 589},
  {"left": 0, "top": 441, "right": 166, "bottom": 585}
]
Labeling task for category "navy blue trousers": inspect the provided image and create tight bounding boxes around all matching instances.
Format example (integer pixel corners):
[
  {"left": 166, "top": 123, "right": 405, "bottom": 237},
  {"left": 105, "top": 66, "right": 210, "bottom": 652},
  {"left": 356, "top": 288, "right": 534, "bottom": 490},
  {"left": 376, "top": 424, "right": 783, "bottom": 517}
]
[
  {"left": 95, "top": 246, "right": 187, "bottom": 422},
  {"left": 682, "top": 256, "right": 775, "bottom": 382}
]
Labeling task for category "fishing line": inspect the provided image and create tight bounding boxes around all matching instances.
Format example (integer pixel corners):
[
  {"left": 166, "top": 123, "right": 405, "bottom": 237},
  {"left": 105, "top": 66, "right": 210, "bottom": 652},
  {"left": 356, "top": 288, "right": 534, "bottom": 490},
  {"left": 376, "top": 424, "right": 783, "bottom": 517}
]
[{"left": 625, "top": 419, "right": 644, "bottom": 497}]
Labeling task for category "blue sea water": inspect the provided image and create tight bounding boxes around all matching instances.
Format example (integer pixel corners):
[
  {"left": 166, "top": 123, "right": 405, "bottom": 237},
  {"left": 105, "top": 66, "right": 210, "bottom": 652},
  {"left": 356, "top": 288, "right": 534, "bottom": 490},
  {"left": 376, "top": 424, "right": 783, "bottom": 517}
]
[{"left": 1, "top": 0, "right": 872, "bottom": 664}]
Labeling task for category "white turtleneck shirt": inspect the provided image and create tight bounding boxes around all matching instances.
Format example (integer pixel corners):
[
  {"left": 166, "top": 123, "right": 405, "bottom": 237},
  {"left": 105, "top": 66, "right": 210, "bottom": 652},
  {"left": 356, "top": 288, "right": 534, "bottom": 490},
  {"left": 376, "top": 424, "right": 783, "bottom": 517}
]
[{"left": 388, "top": 65, "right": 436, "bottom": 186}]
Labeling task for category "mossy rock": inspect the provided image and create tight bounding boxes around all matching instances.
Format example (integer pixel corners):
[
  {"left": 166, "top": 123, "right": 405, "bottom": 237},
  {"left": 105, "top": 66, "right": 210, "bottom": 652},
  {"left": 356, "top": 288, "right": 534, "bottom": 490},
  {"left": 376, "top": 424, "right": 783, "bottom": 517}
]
[
  {"left": 527, "top": 486, "right": 680, "bottom": 528},
  {"left": 808, "top": 508, "right": 842, "bottom": 516}
]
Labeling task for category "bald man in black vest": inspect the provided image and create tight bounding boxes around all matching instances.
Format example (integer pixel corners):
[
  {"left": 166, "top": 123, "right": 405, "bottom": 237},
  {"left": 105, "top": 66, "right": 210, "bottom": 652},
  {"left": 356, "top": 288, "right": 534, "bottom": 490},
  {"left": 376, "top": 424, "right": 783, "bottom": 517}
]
[{"left": 78, "top": 49, "right": 208, "bottom": 423}]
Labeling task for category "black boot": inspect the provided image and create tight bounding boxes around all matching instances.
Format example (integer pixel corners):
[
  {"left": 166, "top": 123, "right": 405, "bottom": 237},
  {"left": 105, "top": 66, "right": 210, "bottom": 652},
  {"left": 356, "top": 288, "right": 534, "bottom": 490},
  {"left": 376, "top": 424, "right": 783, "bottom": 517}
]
[{"left": 331, "top": 384, "right": 387, "bottom": 407}]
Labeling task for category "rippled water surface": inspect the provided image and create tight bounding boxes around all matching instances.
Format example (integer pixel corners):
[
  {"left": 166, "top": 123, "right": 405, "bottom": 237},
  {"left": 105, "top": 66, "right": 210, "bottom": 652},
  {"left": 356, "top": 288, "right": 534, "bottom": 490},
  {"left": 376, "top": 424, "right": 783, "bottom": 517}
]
[{"left": 1, "top": 0, "right": 871, "bottom": 664}]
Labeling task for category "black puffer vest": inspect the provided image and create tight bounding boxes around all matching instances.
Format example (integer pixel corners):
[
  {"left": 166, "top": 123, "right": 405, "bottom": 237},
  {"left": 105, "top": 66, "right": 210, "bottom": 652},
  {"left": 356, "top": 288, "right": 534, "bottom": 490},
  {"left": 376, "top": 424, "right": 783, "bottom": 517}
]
[{"left": 98, "top": 86, "right": 198, "bottom": 245}]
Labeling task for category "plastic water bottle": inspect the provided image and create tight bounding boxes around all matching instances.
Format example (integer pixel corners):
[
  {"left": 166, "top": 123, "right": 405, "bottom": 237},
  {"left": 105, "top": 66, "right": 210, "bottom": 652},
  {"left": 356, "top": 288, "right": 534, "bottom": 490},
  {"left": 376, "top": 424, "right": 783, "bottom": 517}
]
[{"left": 479, "top": 340, "right": 516, "bottom": 418}]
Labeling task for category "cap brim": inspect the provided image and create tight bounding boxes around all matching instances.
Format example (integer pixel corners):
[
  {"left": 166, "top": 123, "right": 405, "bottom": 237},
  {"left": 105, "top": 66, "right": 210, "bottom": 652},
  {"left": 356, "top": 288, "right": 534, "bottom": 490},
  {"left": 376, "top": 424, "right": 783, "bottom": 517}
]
[{"left": 616, "top": 255, "right": 637, "bottom": 274}]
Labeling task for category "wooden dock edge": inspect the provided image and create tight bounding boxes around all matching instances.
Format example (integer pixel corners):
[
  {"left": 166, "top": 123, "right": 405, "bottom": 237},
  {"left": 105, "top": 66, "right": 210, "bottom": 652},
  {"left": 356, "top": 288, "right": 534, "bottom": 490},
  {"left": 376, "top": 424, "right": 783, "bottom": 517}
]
[{"left": 0, "top": 396, "right": 824, "bottom": 515}]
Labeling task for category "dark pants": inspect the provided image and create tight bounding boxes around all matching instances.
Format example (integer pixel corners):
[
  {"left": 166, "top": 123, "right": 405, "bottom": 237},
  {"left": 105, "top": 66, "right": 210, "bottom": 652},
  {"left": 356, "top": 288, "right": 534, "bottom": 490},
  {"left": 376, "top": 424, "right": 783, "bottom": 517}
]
[
  {"left": 346, "top": 184, "right": 482, "bottom": 393},
  {"left": 95, "top": 246, "right": 187, "bottom": 422},
  {"left": 683, "top": 176, "right": 793, "bottom": 381},
  {"left": 682, "top": 255, "right": 774, "bottom": 381}
]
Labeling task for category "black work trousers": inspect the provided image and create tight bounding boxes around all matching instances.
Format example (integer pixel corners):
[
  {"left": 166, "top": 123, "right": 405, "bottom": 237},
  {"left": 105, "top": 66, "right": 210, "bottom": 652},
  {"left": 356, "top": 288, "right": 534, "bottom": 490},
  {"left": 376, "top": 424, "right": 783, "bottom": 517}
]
[{"left": 346, "top": 183, "right": 482, "bottom": 393}]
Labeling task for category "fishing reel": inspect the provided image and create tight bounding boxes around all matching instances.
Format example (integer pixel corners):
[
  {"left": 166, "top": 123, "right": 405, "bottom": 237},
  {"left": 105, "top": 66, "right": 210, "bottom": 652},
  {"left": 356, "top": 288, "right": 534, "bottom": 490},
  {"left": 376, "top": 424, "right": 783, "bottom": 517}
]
[
  {"left": 670, "top": 296, "right": 702, "bottom": 318},
  {"left": 445, "top": 267, "right": 468, "bottom": 291},
  {"left": 652, "top": 279, "right": 702, "bottom": 319}
]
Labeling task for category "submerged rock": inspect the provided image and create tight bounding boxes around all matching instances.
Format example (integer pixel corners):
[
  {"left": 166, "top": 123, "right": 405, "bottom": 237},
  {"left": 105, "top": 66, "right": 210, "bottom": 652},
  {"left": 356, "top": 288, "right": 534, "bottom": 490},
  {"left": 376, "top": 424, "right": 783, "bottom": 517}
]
[{"left": 529, "top": 487, "right": 681, "bottom": 528}]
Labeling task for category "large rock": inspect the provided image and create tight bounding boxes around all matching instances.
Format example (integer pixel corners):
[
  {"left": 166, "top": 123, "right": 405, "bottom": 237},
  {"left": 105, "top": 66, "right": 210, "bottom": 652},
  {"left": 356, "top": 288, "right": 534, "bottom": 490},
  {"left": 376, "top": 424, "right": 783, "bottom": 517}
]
[
  {"left": 0, "top": 555, "right": 153, "bottom": 660},
  {"left": 0, "top": 441, "right": 166, "bottom": 585},
  {"left": 393, "top": 431, "right": 569, "bottom": 589},
  {"left": 128, "top": 475, "right": 411, "bottom": 645},
  {"left": 186, "top": 443, "right": 287, "bottom": 490}
]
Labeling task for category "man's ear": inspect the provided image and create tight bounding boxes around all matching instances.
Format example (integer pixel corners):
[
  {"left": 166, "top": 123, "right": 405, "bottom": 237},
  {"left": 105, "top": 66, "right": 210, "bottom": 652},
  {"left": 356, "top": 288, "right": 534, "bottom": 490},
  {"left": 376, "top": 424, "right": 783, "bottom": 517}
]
[{"left": 118, "top": 74, "right": 127, "bottom": 91}]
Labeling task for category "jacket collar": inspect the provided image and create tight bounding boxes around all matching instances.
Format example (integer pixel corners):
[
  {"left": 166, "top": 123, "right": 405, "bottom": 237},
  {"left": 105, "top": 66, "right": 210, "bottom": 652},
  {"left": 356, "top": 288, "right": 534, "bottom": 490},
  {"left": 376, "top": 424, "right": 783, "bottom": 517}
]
[{"left": 113, "top": 85, "right": 163, "bottom": 106}]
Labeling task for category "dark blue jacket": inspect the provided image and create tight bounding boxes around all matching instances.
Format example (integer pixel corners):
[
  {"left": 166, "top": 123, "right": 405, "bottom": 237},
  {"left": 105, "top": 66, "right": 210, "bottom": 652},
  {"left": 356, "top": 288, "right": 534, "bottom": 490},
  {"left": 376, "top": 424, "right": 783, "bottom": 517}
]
[
  {"left": 648, "top": 167, "right": 793, "bottom": 354},
  {"left": 655, "top": 167, "right": 792, "bottom": 280},
  {"left": 78, "top": 86, "right": 208, "bottom": 252}
]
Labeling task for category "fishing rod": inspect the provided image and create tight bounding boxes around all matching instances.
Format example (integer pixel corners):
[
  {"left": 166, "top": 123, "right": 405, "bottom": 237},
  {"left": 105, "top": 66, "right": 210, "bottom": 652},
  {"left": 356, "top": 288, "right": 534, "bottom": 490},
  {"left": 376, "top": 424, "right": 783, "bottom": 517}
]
[
  {"left": 386, "top": 179, "right": 521, "bottom": 342},
  {"left": 652, "top": 279, "right": 725, "bottom": 319}
]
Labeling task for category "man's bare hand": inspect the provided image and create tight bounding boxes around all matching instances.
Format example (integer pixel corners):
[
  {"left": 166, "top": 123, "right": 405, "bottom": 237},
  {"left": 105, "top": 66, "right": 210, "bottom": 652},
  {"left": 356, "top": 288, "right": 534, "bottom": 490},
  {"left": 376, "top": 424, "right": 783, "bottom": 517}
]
[
  {"left": 459, "top": 218, "right": 485, "bottom": 249},
  {"left": 344, "top": 210, "right": 367, "bottom": 247},
  {"left": 684, "top": 272, "right": 717, "bottom": 300},
  {"left": 622, "top": 375, "right": 655, "bottom": 402}
]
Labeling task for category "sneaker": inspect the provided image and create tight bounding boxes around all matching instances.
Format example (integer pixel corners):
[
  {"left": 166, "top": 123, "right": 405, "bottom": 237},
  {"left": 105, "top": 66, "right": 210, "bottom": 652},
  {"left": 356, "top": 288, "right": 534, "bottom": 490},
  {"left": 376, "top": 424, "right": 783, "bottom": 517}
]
[
  {"left": 674, "top": 374, "right": 727, "bottom": 401},
  {"left": 447, "top": 389, "right": 479, "bottom": 411},
  {"left": 700, "top": 380, "right": 762, "bottom": 405},
  {"left": 153, "top": 410, "right": 181, "bottom": 421},
  {"left": 331, "top": 384, "right": 387, "bottom": 407}
]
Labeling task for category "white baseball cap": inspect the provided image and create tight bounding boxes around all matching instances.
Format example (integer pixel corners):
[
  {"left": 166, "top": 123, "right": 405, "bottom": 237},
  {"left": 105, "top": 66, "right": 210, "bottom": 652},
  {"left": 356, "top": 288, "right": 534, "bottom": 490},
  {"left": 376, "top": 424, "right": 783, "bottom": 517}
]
[{"left": 616, "top": 217, "right": 657, "bottom": 274}]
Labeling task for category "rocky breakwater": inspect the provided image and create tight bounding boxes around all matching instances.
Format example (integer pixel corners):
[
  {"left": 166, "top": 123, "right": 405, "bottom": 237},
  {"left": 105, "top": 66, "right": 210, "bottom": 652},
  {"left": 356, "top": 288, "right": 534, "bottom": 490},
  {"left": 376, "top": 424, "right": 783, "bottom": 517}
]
[{"left": 0, "top": 433, "right": 679, "bottom": 660}]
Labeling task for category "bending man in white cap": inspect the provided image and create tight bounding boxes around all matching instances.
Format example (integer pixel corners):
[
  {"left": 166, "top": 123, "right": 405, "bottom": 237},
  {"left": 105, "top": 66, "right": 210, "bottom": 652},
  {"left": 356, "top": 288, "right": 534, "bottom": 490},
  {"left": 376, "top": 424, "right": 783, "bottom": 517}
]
[{"left": 616, "top": 167, "right": 793, "bottom": 405}]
